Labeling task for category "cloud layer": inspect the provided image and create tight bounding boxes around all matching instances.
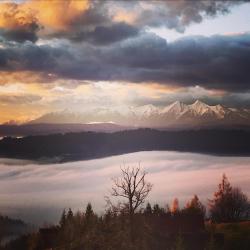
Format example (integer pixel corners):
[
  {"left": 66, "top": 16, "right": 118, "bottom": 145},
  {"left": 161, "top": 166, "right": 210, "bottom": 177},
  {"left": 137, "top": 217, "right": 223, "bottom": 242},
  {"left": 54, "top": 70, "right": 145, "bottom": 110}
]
[
  {"left": 0, "top": 32, "right": 250, "bottom": 92},
  {"left": 0, "top": 0, "right": 241, "bottom": 43},
  {"left": 0, "top": 0, "right": 248, "bottom": 91}
]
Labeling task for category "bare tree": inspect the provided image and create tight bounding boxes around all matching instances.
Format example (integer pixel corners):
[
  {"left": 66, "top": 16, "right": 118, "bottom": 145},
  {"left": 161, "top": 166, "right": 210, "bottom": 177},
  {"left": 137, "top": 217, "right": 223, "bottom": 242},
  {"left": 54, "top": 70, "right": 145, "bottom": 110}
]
[{"left": 108, "top": 164, "right": 153, "bottom": 216}]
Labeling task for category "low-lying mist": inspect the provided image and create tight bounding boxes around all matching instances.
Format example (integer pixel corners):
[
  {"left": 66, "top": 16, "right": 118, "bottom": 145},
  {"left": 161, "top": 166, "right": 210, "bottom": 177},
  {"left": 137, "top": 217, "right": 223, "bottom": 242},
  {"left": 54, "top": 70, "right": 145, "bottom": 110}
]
[{"left": 0, "top": 151, "right": 249, "bottom": 225}]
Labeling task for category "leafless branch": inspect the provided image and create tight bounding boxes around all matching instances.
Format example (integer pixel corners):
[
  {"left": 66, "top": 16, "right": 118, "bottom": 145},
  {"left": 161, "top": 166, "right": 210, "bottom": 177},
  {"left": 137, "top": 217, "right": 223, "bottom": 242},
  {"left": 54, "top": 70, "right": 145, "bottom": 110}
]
[{"left": 107, "top": 164, "right": 153, "bottom": 215}]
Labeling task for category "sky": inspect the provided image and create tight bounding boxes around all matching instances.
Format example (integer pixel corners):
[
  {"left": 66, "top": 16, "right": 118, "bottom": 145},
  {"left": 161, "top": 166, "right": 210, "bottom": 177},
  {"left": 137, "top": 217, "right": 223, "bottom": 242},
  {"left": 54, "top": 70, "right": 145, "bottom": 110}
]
[{"left": 0, "top": 0, "right": 250, "bottom": 123}]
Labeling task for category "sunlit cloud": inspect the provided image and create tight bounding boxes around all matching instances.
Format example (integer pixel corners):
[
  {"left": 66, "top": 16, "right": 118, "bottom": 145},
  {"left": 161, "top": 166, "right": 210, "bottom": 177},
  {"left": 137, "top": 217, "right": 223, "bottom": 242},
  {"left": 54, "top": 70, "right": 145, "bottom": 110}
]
[
  {"left": 1, "top": 79, "right": 250, "bottom": 124},
  {"left": 0, "top": 0, "right": 90, "bottom": 41},
  {"left": 0, "top": 71, "right": 57, "bottom": 85}
]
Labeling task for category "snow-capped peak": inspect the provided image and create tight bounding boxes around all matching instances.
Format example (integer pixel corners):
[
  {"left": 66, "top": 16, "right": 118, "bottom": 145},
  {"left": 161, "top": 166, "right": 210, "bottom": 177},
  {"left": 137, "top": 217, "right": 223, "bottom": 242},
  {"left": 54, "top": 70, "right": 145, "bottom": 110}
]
[
  {"left": 162, "top": 101, "right": 188, "bottom": 114},
  {"left": 189, "top": 100, "right": 210, "bottom": 115},
  {"left": 27, "top": 100, "right": 250, "bottom": 128},
  {"left": 135, "top": 104, "right": 160, "bottom": 117}
]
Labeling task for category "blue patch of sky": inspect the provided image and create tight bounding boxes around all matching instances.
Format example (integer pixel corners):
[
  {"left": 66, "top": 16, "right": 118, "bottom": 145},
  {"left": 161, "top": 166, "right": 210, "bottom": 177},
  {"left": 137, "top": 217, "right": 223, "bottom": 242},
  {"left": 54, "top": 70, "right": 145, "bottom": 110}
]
[{"left": 150, "top": 3, "right": 250, "bottom": 42}]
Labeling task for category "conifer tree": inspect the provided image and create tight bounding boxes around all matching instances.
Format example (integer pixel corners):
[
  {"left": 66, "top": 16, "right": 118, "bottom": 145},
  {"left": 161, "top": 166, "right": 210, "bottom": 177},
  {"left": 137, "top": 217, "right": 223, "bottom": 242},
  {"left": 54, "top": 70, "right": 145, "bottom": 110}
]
[
  {"left": 85, "top": 203, "right": 94, "bottom": 219},
  {"left": 209, "top": 174, "right": 250, "bottom": 222},
  {"left": 144, "top": 203, "right": 153, "bottom": 215},
  {"left": 185, "top": 195, "right": 206, "bottom": 217},
  {"left": 67, "top": 208, "right": 74, "bottom": 222},
  {"left": 152, "top": 204, "right": 165, "bottom": 216},
  {"left": 59, "top": 209, "right": 67, "bottom": 228}
]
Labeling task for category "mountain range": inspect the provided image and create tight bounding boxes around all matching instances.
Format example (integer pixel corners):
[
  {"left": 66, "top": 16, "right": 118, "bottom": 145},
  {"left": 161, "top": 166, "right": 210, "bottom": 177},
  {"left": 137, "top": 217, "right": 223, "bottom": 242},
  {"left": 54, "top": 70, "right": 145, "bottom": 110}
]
[{"left": 28, "top": 100, "right": 250, "bottom": 129}]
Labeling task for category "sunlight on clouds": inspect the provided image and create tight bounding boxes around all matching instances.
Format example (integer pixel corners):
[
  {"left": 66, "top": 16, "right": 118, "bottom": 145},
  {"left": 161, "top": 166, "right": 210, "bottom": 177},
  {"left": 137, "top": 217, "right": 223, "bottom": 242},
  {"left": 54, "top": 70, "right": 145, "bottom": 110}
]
[
  {"left": 190, "top": 86, "right": 227, "bottom": 97},
  {"left": 0, "top": 2, "right": 37, "bottom": 30},
  {"left": 0, "top": 0, "right": 90, "bottom": 32},
  {"left": 0, "top": 79, "right": 232, "bottom": 124},
  {"left": 24, "top": 0, "right": 90, "bottom": 31},
  {"left": 113, "top": 11, "right": 137, "bottom": 25},
  {"left": 85, "top": 82, "right": 178, "bottom": 107},
  {"left": 0, "top": 71, "right": 56, "bottom": 85},
  {"left": 0, "top": 104, "right": 47, "bottom": 124}
]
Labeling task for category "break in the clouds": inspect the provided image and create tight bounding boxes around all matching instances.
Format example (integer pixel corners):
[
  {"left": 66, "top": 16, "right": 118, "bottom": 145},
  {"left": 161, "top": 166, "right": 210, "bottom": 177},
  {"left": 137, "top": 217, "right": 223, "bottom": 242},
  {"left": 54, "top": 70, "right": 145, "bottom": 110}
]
[{"left": 0, "top": 0, "right": 250, "bottom": 122}]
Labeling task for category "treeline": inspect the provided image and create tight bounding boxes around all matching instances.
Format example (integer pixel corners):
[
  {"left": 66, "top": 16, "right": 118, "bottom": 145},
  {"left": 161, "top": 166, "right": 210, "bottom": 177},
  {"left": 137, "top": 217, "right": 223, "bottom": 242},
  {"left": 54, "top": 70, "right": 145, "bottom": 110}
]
[
  {"left": 4, "top": 202, "right": 207, "bottom": 250},
  {"left": 2, "top": 171, "right": 250, "bottom": 250},
  {"left": 0, "top": 129, "right": 250, "bottom": 161},
  {"left": 0, "top": 215, "right": 29, "bottom": 245},
  {"left": 0, "top": 123, "right": 128, "bottom": 137}
]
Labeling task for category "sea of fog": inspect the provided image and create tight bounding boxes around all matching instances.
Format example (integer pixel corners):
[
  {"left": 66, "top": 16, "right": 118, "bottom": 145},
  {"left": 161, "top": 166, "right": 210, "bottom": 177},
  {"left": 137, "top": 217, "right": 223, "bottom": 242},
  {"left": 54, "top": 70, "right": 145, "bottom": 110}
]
[{"left": 0, "top": 151, "right": 249, "bottom": 225}]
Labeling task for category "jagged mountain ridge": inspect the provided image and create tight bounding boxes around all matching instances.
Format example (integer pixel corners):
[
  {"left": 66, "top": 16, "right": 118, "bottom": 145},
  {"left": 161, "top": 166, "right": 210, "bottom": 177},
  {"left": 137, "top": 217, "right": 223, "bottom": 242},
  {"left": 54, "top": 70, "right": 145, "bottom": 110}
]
[{"left": 28, "top": 100, "right": 250, "bottom": 128}]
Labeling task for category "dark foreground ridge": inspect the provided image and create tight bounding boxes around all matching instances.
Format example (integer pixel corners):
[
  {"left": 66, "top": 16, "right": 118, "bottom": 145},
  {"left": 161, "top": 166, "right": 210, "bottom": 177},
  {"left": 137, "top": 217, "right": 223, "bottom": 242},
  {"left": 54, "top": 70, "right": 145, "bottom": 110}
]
[{"left": 0, "top": 129, "right": 250, "bottom": 162}]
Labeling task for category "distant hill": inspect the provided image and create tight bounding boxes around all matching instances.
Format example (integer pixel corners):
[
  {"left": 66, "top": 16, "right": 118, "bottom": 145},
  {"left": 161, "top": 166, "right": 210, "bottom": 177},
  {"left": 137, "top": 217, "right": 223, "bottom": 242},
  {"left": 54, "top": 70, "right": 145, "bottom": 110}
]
[
  {"left": 0, "top": 129, "right": 249, "bottom": 162},
  {"left": 27, "top": 100, "right": 250, "bottom": 129},
  {"left": 0, "top": 123, "right": 134, "bottom": 137}
]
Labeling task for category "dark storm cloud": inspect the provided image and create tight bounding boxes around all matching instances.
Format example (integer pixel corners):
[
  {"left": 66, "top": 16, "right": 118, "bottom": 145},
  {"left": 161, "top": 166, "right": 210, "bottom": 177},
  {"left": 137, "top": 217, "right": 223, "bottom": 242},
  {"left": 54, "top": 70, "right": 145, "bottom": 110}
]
[
  {"left": 65, "top": 0, "right": 244, "bottom": 42},
  {"left": 0, "top": 32, "right": 250, "bottom": 92},
  {"left": 100, "top": 33, "right": 250, "bottom": 91},
  {"left": 0, "top": 23, "right": 39, "bottom": 43},
  {"left": 134, "top": 0, "right": 242, "bottom": 32},
  {"left": 68, "top": 22, "right": 139, "bottom": 45}
]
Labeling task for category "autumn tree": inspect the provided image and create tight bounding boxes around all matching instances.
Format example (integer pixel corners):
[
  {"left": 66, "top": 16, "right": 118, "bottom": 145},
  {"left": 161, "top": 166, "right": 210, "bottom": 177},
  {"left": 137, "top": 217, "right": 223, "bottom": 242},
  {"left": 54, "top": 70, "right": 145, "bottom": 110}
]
[
  {"left": 209, "top": 174, "right": 250, "bottom": 222},
  {"left": 184, "top": 195, "right": 206, "bottom": 217},
  {"left": 171, "top": 198, "right": 180, "bottom": 214}
]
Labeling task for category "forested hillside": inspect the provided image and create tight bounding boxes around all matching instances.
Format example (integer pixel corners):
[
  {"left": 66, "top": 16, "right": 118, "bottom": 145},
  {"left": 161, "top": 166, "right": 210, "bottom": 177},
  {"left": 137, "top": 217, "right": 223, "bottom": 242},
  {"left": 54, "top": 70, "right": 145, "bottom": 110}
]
[{"left": 0, "top": 129, "right": 250, "bottom": 162}]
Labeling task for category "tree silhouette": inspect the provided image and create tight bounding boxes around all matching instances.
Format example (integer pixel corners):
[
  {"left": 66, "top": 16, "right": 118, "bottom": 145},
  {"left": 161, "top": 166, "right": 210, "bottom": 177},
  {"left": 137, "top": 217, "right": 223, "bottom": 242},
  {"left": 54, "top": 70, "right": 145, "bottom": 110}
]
[
  {"left": 106, "top": 165, "right": 152, "bottom": 243},
  {"left": 209, "top": 174, "right": 250, "bottom": 222},
  {"left": 109, "top": 165, "right": 153, "bottom": 215},
  {"left": 152, "top": 204, "right": 165, "bottom": 216},
  {"left": 85, "top": 203, "right": 94, "bottom": 219},
  {"left": 144, "top": 202, "right": 153, "bottom": 215},
  {"left": 185, "top": 195, "right": 206, "bottom": 217},
  {"left": 66, "top": 208, "right": 73, "bottom": 222},
  {"left": 59, "top": 209, "right": 67, "bottom": 228}
]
